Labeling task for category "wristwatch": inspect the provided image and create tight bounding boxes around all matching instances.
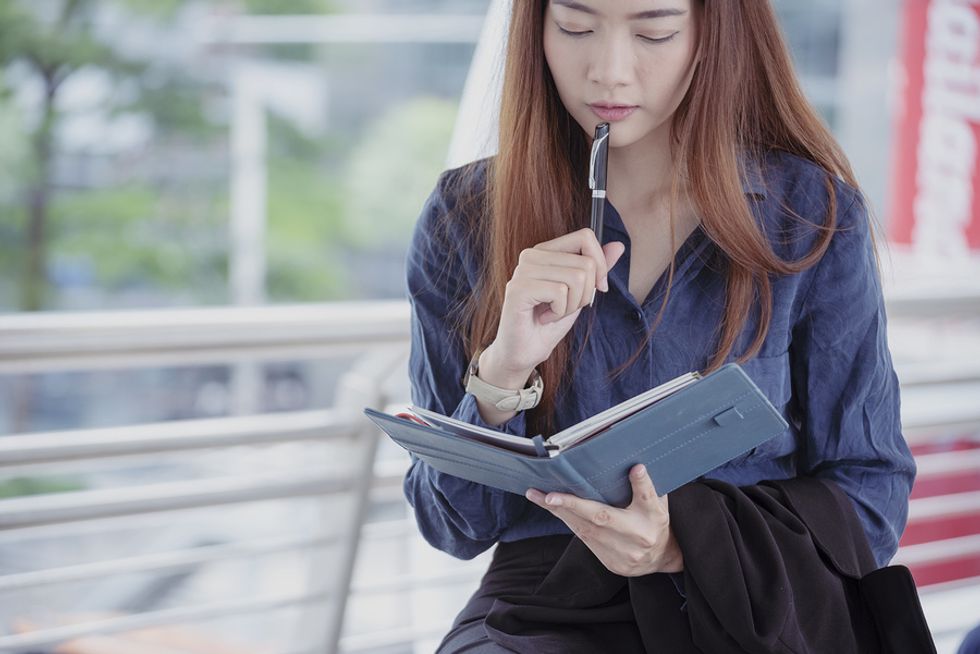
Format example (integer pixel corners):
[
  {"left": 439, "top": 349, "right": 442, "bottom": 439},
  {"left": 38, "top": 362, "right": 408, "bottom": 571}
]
[{"left": 463, "top": 349, "right": 543, "bottom": 412}]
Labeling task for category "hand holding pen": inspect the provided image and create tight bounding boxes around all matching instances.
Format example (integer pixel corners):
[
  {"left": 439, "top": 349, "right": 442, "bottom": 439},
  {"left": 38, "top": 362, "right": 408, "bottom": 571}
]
[
  {"left": 589, "top": 122, "right": 610, "bottom": 305},
  {"left": 469, "top": 123, "right": 624, "bottom": 416}
]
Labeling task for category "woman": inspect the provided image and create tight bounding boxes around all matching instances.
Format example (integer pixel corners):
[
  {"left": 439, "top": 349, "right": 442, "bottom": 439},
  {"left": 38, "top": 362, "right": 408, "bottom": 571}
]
[{"left": 404, "top": 0, "right": 916, "bottom": 651}]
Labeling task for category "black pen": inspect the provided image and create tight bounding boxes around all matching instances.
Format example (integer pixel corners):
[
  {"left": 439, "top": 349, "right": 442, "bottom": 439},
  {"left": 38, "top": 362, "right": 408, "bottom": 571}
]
[{"left": 589, "top": 122, "right": 609, "bottom": 306}]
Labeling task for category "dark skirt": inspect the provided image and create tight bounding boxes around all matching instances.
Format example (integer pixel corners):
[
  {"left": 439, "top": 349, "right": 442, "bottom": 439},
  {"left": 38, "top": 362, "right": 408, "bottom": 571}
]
[
  {"left": 436, "top": 535, "right": 574, "bottom": 653},
  {"left": 435, "top": 534, "right": 682, "bottom": 654}
]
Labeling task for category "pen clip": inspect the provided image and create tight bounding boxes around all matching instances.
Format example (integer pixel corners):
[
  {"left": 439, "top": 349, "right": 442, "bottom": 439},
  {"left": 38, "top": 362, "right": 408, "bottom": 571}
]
[{"left": 589, "top": 131, "right": 608, "bottom": 191}]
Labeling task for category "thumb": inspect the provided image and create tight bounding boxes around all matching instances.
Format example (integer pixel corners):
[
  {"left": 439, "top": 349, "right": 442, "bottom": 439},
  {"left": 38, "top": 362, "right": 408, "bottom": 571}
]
[{"left": 603, "top": 241, "right": 626, "bottom": 271}]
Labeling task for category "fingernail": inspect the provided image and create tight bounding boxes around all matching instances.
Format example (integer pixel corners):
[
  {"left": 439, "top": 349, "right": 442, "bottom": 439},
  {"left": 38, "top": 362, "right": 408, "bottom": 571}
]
[
  {"left": 546, "top": 495, "right": 562, "bottom": 507},
  {"left": 590, "top": 288, "right": 596, "bottom": 306},
  {"left": 600, "top": 276, "right": 609, "bottom": 292},
  {"left": 632, "top": 465, "right": 647, "bottom": 479},
  {"left": 526, "top": 489, "right": 543, "bottom": 503}
]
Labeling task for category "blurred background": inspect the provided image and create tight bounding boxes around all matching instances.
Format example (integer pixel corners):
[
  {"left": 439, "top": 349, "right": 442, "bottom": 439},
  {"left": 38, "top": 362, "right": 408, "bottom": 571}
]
[{"left": 0, "top": 0, "right": 978, "bottom": 652}]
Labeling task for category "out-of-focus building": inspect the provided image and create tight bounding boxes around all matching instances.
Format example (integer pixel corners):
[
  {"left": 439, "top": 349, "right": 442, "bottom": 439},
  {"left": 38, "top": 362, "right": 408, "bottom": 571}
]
[{"left": 889, "top": 0, "right": 980, "bottom": 264}]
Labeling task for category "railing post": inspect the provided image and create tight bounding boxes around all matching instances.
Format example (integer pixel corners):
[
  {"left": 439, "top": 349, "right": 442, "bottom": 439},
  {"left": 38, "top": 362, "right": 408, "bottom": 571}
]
[{"left": 319, "top": 345, "right": 407, "bottom": 654}]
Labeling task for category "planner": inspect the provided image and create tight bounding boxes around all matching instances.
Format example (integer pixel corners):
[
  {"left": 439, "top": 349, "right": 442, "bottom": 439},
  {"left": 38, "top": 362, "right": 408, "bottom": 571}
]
[{"left": 364, "top": 362, "right": 788, "bottom": 507}]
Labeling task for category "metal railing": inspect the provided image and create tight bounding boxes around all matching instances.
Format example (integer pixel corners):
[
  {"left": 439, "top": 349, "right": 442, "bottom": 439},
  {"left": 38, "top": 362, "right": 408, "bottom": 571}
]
[
  {"left": 0, "top": 302, "right": 409, "bottom": 654},
  {"left": 0, "top": 294, "right": 978, "bottom": 653},
  {"left": 0, "top": 301, "right": 410, "bottom": 373}
]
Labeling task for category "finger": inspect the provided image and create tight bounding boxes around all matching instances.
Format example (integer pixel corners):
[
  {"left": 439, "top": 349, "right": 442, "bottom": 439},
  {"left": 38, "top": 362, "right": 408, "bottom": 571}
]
[
  {"left": 526, "top": 490, "right": 610, "bottom": 544},
  {"left": 525, "top": 488, "right": 546, "bottom": 504},
  {"left": 627, "top": 464, "right": 665, "bottom": 513},
  {"left": 551, "top": 506, "right": 606, "bottom": 544},
  {"left": 604, "top": 242, "right": 626, "bottom": 276},
  {"left": 515, "top": 262, "right": 594, "bottom": 311},
  {"left": 508, "top": 278, "right": 570, "bottom": 319},
  {"left": 535, "top": 228, "right": 609, "bottom": 291},
  {"left": 539, "top": 306, "right": 582, "bottom": 327},
  {"left": 519, "top": 248, "right": 599, "bottom": 279},
  {"left": 518, "top": 249, "right": 598, "bottom": 304},
  {"left": 599, "top": 242, "right": 626, "bottom": 294},
  {"left": 542, "top": 491, "right": 620, "bottom": 528}
]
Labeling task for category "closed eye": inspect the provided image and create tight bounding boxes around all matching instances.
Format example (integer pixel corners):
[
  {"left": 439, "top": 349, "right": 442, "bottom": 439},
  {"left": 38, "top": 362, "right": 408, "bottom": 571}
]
[
  {"left": 557, "top": 25, "right": 592, "bottom": 37},
  {"left": 557, "top": 24, "right": 679, "bottom": 44},
  {"left": 639, "top": 32, "right": 679, "bottom": 44}
]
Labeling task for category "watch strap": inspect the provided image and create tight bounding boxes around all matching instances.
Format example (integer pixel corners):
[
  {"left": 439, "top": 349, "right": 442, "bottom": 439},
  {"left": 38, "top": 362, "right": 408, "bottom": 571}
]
[{"left": 464, "top": 350, "right": 543, "bottom": 412}]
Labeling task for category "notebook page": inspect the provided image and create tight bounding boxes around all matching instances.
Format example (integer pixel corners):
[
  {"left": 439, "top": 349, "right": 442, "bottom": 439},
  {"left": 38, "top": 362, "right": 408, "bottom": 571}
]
[
  {"left": 408, "top": 406, "right": 552, "bottom": 456},
  {"left": 546, "top": 372, "right": 701, "bottom": 450}
]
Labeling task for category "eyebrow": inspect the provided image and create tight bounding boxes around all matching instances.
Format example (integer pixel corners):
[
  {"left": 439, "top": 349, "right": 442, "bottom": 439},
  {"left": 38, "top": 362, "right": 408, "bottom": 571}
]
[{"left": 551, "top": 0, "right": 687, "bottom": 20}]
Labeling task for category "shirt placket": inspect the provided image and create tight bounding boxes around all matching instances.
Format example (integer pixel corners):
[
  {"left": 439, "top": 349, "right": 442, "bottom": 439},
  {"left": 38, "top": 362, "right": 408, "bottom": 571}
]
[{"left": 601, "top": 202, "right": 713, "bottom": 389}]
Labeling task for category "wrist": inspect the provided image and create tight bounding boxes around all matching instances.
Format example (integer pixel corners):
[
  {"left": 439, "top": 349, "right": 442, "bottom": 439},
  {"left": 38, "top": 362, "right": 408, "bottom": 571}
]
[{"left": 478, "top": 344, "right": 537, "bottom": 391}]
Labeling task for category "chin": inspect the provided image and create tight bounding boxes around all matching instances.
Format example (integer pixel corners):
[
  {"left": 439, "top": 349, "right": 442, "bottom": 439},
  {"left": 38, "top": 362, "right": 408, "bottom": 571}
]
[
  {"left": 607, "top": 129, "right": 644, "bottom": 149},
  {"left": 612, "top": 119, "right": 669, "bottom": 151},
  {"left": 606, "top": 125, "right": 654, "bottom": 150}
]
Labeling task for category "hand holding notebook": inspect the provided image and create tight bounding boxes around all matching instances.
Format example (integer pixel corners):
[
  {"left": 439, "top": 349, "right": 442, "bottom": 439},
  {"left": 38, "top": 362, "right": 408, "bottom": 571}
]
[{"left": 364, "top": 363, "right": 787, "bottom": 507}]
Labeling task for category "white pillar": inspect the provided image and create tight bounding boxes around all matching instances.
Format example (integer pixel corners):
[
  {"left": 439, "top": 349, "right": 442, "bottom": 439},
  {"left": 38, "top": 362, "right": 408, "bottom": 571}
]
[
  {"left": 229, "top": 70, "right": 267, "bottom": 416},
  {"left": 837, "top": 0, "right": 901, "bottom": 222},
  {"left": 230, "top": 70, "right": 268, "bottom": 307}
]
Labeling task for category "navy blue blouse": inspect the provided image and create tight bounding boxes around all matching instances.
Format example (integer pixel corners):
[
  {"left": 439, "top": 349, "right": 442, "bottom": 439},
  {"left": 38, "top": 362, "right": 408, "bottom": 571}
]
[{"left": 403, "top": 151, "right": 915, "bottom": 567}]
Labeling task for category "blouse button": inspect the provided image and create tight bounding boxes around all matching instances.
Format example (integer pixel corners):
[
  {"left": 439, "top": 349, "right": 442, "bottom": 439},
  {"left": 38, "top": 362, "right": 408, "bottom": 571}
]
[{"left": 629, "top": 309, "right": 644, "bottom": 323}]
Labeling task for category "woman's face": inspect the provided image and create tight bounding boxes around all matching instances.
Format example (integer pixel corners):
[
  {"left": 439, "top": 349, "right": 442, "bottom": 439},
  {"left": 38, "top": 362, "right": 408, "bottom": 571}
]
[{"left": 543, "top": 0, "right": 699, "bottom": 150}]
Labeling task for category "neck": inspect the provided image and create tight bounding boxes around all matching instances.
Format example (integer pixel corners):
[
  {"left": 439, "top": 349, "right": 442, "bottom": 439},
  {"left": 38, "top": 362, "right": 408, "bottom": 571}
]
[{"left": 605, "top": 121, "right": 685, "bottom": 213}]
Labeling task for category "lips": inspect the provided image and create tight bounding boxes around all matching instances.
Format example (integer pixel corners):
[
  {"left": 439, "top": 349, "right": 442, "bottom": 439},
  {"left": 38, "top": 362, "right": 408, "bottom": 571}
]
[{"left": 590, "top": 103, "right": 638, "bottom": 121}]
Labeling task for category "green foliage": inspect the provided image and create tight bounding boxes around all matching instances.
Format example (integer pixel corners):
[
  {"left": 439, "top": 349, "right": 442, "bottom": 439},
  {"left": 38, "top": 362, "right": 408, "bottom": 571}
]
[
  {"left": 0, "top": 0, "right": 225, "bottom": 310},
  {"left": 95, "top": 0, "right": 341, "bottom": 16},
  {"left": 121, "top": 72, "right": 223, "bottom": 140},
  {"left": 0, "top": 79, "right": 29, "bottom": 293},
  {"left": 51, "top": 184, "right": 227, "bottom": 294},
  {"left": 343, "top": 97, "right": 458, "bottom": 250},
  {"left": 266, "top": 159, "right": 349, "bottom": 301},
  {"left": 241, "top": 0, "right": 338, "bottom": 59},
  {"left": 268, "top": 109, "right": 326, "bottom": 161},
  {"left": 114, "top": 0, "right": 186, "bottom": 19},
  {"left": 0, "top": 203, "right": 25, "bottom": 286},
  {"left": 117, "top": 0, "right": 339, "bottom": 20},
  {"left": 0, "top": 477, "right": 86, "bottom": 499},
  {"left": 0, "top": 4, "right": 32, "bottom": 65},
  {"left": 242, "top": 0, "right": 339, "bottom": 14},
  {"left": 0, "top": 1, "right": 140, "bottom": 85},
  {"left": 0, "top": 0, "right": 369, "bottom": 311},
  {"left": 264, "top": 113, "right": 349, "bottom": 302},
  {"left": 0, "top": 93, "right": 28, "bottom": 204}
]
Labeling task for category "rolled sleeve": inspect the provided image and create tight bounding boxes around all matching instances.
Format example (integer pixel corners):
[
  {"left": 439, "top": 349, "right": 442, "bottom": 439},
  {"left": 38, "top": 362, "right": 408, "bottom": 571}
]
[
  {"left": 790, "top": 193, "right": 916, "bottom": 566},
  {"left": 402, "top": 177, "right": 529, "bottom": 560}
]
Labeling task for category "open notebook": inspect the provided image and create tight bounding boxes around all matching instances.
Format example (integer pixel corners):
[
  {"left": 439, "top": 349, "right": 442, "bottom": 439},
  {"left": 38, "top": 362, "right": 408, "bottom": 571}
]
[
  {"left": 409, "top": 371, "right": 701, "bottom": 457},
  {"left": 364, "top": 363, "right": 788, "bottom": 506}
]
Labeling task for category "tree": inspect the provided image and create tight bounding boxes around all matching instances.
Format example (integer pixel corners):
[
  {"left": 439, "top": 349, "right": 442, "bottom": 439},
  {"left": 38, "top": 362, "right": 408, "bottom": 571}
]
[
  {"left": 0, "top": 0, "right": 221, "bottom": 311},
  {"left": 0, "top": 0, "right": 363, "bottom": 432},
  {"left": 343, "top": 97, "right": 458, "bottom": 250},
  {"left": 0, "top": 0, "right": 353, "bottom": 312}
]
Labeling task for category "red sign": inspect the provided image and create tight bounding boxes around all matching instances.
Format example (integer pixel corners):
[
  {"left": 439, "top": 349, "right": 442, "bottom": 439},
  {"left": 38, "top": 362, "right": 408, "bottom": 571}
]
[{"left": 889, "top": 0, "right": 980, "bottom": 256}]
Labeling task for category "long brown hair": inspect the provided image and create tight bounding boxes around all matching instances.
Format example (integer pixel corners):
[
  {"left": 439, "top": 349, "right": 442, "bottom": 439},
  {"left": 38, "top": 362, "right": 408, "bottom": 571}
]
[{"left": 459, "top": 0, "right": 867, "bottom": 437}]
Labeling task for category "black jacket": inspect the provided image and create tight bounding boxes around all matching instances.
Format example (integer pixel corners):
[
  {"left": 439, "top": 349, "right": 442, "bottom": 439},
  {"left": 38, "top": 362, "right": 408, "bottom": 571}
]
[{"left": 482, "top": 477, "right": 934, "bottom": 653}]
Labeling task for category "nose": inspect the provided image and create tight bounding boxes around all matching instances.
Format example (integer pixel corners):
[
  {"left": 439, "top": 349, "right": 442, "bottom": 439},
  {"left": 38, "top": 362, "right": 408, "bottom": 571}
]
[{"left": 587, "top": 33, "right": 634, "bottom": 90}]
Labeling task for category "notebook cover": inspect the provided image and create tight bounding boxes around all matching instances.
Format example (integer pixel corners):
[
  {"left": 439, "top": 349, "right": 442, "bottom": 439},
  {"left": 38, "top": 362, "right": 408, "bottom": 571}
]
[{"left": 364, "top": 363, "right": 788, "bottom": 506}]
